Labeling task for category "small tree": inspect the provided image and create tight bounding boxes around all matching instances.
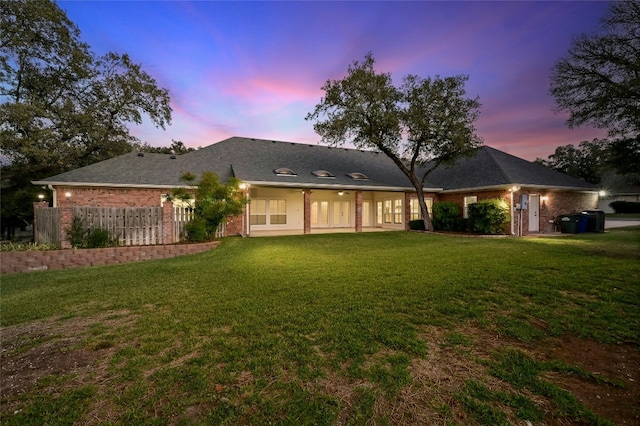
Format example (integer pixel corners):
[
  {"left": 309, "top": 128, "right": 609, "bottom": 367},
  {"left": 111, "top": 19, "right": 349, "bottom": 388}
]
[
  {"left": 173, "top": 172, "right": 246, "bottom": 242},
  {"left": 307, "top": 53, "right": 482, "bottom": 231}
]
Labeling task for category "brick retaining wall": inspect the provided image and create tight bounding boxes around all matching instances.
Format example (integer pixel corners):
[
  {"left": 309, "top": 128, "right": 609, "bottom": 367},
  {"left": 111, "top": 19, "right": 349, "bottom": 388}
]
[{"left": 0, "top": 242, "right": 219, "bottom": 275}]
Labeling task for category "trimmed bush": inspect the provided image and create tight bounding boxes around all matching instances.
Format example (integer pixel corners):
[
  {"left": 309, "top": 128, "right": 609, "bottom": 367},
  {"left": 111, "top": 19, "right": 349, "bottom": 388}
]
[
  {"left": 609, "top": 201, "right": 640, "bottom": 214},
  {"left": 433, "top": 202, "right": 461, "bottom": 231},
  {"left": 408, "top": 219, "right": 426, "bottom": 231},
  {"left": 467, "top": 199, "right": 510, "bottom": 234}
]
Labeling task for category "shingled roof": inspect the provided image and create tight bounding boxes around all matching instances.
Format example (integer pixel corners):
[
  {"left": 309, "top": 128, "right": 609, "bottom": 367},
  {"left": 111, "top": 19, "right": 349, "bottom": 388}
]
[
  {"left": 426, "top": 146, "right": 596, "bottom": 191},
  {"left": 33, "top": 137, "right": 596, "bottom": 192}
]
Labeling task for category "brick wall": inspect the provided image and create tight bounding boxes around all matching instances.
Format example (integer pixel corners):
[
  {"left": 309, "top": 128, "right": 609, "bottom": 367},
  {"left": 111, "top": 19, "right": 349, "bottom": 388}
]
[
  {"left": 56, "top": 186, "right": 165, "bottom": 208},
  {"left": 431, "top": 188, "right": 597, "bottom": 235},
  {"left": 0, "top": 241, "right": 219, "bottom": 275}
]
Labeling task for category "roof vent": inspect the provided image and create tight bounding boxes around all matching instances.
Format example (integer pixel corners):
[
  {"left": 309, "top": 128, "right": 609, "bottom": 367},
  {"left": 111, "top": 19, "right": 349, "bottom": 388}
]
[
  {"left": 274, "top": 167, "right": 297, "bottom": 176},
  {"left": 137, "top": 152, "right": 144, "bottom": 157},
  {"left": 347, "top": 172, "right": 369, "bottom": 180},
  {"left": 312, "top": 170, "right": 335, "bottom": 178}
]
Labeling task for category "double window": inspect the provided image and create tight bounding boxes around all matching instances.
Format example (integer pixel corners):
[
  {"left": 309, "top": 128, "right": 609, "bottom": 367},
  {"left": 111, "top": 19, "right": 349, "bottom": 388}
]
[
  {"left": 383, "top": 199, "right": 403, "bottom": 224},
  {"left": 250, "top": 199, "right": 287, "bottom": 225},
  {"left": 409, "top": 197, "right": 433, "bottom": 220}
]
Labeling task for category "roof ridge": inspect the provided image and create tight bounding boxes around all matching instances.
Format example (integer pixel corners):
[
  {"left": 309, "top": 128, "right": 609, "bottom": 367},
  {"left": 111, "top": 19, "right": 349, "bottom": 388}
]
[{"left": 482, "top": 146, "right": 512, "bottom": 183}]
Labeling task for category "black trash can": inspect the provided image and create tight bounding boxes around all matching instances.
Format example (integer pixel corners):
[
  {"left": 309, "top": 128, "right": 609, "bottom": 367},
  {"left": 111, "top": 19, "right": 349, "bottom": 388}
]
[
  {"left": 581, "top": 210, "right": 606, "bottom": 233},
  {"left": 558, "top": 214, "right": 579, "bottom": 233}
]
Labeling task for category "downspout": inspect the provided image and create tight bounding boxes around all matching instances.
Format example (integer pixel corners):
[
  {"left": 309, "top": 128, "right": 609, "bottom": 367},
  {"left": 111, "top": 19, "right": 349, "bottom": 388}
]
[
  {"left": 510, "top": 189, "right": 515, "bottom": 236},
  {"left": 48, "top": 185, "right": 56, "bottom": 207}
]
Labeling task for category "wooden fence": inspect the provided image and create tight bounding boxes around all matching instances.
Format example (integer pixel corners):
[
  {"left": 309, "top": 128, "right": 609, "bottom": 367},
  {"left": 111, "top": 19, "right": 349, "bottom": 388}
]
[
  {"left": 34, "top": 206, "right": 60, "bottom": 246},
  {"left": 34, "top": 205, "right": 226, "bottom": 246},
  {"left": 74, "top": 206, "right": 163, "bottom": 246},
  {"left": 173, "top": 206, "right": 194, "bottom": 242}
]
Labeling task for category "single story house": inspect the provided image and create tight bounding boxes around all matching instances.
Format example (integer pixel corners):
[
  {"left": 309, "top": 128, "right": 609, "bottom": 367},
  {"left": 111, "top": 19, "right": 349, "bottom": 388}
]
[{"left": 33, "top": 136, "right": 598, "bottom": 242}]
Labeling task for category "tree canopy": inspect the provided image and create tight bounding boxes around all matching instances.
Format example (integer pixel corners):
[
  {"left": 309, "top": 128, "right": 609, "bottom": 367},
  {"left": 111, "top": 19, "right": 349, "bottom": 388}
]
[
  {"left": 306, "top": 53, "right": 482, "bottom": 231},
  {"left": 550, "top": 0, "right": 640, "bottom": 138},
  {"left": 0, "top": 0, "right": 172, "bottom": 238},
  {"left": 536, "top": 137, "right": 640, "bottom": 190}
]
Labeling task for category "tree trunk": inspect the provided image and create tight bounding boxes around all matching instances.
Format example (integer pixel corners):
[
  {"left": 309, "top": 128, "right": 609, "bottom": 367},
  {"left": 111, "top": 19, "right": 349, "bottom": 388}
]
[{"left": 407, "top": 176, "right": 434, "bottom": 231}]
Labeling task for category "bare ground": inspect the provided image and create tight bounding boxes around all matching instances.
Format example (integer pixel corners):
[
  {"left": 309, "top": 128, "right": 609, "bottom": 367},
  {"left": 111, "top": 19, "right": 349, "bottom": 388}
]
[{"left": 1, "top": 314, "right": 638, "bottom": 425}]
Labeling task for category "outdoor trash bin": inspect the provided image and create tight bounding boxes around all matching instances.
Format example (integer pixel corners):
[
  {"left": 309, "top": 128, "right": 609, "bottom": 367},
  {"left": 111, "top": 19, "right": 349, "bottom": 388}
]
[
  {"left": 581, "top": 210, "right": 606, "bottom": 233},
  {"left": 558, "top": 214, "right": 579, "bottom": 233},
  {"left": 577, "top": 214, "right": 588, "bottom": 233}
]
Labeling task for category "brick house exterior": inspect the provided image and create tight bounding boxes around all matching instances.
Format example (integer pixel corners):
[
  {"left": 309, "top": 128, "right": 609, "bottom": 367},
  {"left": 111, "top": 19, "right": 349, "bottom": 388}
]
[{"left": 34, "top": 137, "right": 599, "bottom": 242}]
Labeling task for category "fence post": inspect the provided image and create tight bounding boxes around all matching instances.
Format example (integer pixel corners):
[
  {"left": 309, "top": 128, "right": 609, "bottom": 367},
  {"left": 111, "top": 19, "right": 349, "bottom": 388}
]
[
  {"left": 162, "top": 200, "right": 174, "bottom": 244},
  {"left": 33, "top": 201, "right": 49, "bottom": 242},
  {"left": 59, "top": 206, "right": 74, "bottom": 249}
]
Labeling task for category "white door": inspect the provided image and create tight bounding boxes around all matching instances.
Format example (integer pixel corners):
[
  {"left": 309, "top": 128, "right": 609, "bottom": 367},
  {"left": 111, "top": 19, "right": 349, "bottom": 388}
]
[
  {"left": 528, "top": 194, "right": 539, "bottom": 232},
  {"left": 311, "top": 201, "right": 329, "bottom": 227},
  {"left": 332, "top": 201, "right": 350, "bottom": 227}
]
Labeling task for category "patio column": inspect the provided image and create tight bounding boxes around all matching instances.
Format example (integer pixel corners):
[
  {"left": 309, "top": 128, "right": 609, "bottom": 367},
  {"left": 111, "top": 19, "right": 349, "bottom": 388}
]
[
  {"left": 355, "top": 191, "right": 363, "bottom": 232},
  {"left": 303, "top": 190, "right": 311, "bottom": 234}
]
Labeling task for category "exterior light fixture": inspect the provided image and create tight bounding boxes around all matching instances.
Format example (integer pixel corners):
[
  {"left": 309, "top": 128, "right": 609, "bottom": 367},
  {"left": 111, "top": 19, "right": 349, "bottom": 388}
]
[
  {"left": 509, "top": 186, "right": 520, "bottom": 192},
  {"left": 338, "top": 191, "right": 344, "bottom": 196},
  {"left": 65, "top": 191, "right": 71, "bottom": 198},
  {"left": 541, "top": 196, "right": 548, "bottom": 202},
  {"left": 38, "top": 194, "right": 45, "bottom": 200},
  {"left": 598, "top": 190, "right": 606, "bottom": 197},
  {"left": 239, "top": 183, "right": 247, "bottom": 190}
]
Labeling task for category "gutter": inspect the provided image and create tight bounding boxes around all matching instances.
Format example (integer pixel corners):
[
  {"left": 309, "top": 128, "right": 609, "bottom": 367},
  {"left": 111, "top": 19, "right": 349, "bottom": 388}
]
[{"left": 244, "top": 180, "right": 443, "bottom": 193}]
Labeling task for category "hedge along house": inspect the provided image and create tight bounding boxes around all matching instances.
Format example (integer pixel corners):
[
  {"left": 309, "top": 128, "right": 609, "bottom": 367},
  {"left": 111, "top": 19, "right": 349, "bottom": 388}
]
[{"left": 33, "top": 136, "right": 598, "bottom": 243}]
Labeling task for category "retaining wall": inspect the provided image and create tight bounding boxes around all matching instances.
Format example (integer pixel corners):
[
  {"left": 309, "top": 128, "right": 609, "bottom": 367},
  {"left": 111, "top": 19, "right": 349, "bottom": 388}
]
[{"left": 0, "top": 242, "right": 219, "bottom": 275}]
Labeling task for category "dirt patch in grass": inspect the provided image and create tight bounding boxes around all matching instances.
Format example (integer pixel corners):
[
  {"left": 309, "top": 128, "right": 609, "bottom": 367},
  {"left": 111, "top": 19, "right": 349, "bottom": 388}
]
[
  {"left": 0, "top": 311, "right": 135, "bottom": 398},
  {"left": 538, "top": 335, "right": 640, "bottom": 425},
  {"left": 1, "top": 317, "right": 638, "bottom": 425}
]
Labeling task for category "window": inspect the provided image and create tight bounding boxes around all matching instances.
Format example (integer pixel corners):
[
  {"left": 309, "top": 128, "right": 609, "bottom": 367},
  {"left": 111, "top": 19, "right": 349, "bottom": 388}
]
[
  {"left": 409, "top": 198, "right": 433, "bottom": 220},
  {"left": 269, "top": 199, "right": 287, "bottom": 224},
  {"left": 274, "top": 168, "right": 297, "bottom": 176},
  {"left": 347, "top": 172, "right": 369, "bottom": 180},
  {"left": 250, "top": 198, "right": 287, "bottom": 225},
  {"left": 250, "top": 199, "right": 267, "bottom": 225},
  {"left": 393, "top": 199, "right": 403, "bottom": 224},
  {"left": 383, "top": 200, "right": 393, "bottom": 224},
  {"left": 312, "top": 170, "right": 335, "bottom": 178},
  {"left": 463, "top": 196, "right": 477, "bottom": 219}
]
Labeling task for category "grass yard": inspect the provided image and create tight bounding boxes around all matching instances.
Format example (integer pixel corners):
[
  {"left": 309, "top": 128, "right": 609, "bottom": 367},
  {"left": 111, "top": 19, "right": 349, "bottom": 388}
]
[{"left": 1, "top": 228, "right": 639, "bottom": 425}]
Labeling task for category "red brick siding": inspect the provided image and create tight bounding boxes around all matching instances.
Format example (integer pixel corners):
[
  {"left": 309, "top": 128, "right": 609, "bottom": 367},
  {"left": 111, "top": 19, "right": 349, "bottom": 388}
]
[
  {"left": 0, "top": 241, "right": 219, "bottom": 275},
  {"left": 55, "top": 187, "right": 165, "bottom": 208}
]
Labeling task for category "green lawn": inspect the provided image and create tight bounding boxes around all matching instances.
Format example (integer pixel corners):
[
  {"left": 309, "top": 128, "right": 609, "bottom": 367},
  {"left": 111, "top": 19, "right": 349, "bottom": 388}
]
[{"left": 1, "top": 229, "right": 639, "bottom": 425}]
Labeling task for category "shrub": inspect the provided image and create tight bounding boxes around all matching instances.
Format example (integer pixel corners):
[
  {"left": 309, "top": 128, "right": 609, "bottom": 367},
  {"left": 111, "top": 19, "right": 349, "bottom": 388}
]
[
  {"left": 609, "top": 201, "right": 640, "bottom": 214},
  {"left": 408, "top": 219, "right": 426, "bottom": 231},
  {"left": 65, "top": 216, "right": 119, "bottom": 248},
  {"left": 66, "top": 216, "right": 87, "bottom": 248},
  {"left": 467, "top": 199, "right": 510, "bottom": 234},
  {"left": 184, "top": 217, "right": 209, "bottom": 242},
  {"left": 0, "top": 242, "right": 59, "bottom": 252},
  {"left": 433, "top": 202, "right": 461, "bottom": 231},
  {"left": 86, "top": 228, "right": 119, "bottom": 248}
]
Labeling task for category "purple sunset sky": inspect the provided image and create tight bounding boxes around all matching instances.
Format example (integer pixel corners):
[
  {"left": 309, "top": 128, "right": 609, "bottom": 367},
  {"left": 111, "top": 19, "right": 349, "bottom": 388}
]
[{"left": 59, "top": 1, "right": 611, "bottom": 161}]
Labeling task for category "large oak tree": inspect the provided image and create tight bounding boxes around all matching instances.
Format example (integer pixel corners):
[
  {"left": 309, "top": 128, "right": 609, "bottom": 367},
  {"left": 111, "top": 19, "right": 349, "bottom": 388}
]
[
  {"left": 0, "top": 0, "right": 172, "bottom": 238},
  {"left": 306, "top": 53, "right": 482, "bottom": 231},
  {"left": 550, "top": 0, "right": 640, "bottom": 138}
]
